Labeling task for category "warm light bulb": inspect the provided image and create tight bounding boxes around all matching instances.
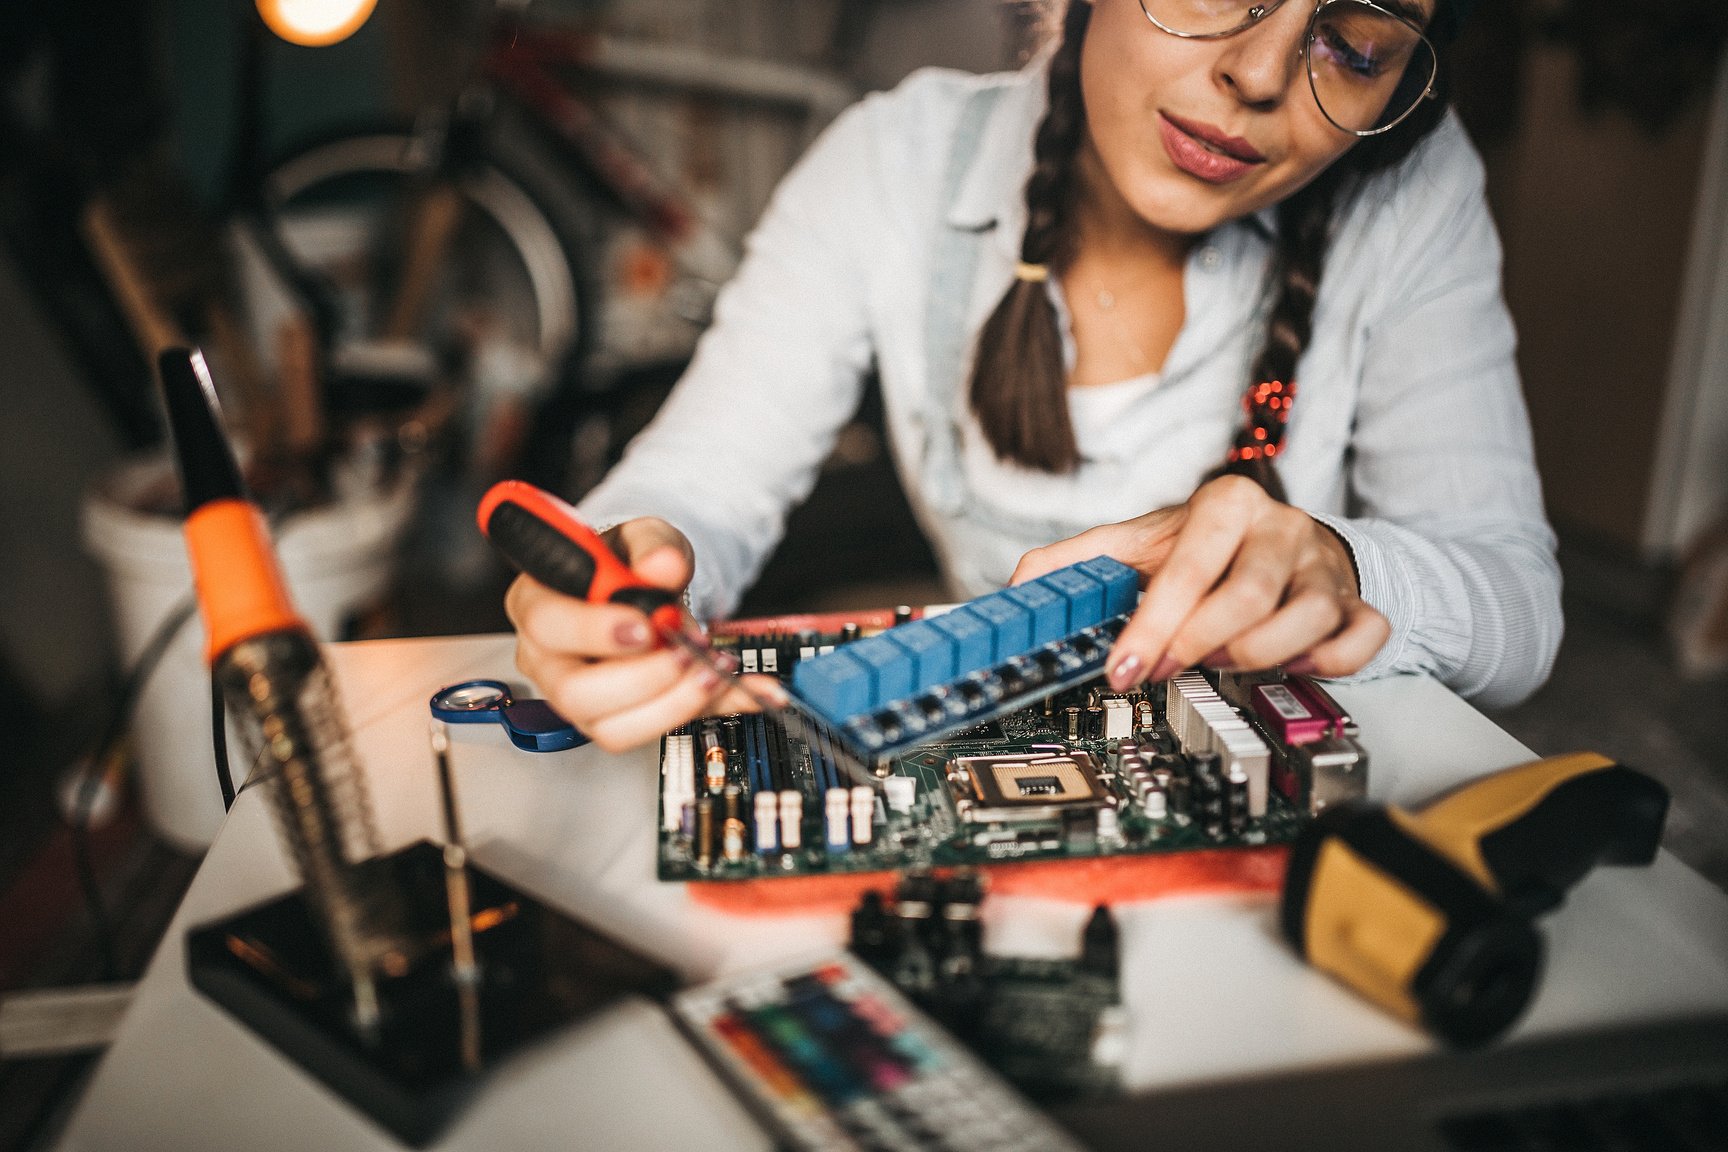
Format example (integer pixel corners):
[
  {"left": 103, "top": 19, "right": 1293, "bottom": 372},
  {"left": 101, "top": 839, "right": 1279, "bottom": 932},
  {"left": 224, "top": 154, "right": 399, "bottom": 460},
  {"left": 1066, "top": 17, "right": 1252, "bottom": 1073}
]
[{"left": 257, "top": 0, "right": 379, "bottom": 47}]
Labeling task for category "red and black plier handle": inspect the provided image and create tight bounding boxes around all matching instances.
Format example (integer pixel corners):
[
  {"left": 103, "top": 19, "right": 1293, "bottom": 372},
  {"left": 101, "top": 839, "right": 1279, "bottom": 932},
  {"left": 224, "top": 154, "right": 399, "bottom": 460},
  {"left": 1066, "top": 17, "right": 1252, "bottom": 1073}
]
[{"left": 477, "top": 480, "right": 684, "bottom": 636}]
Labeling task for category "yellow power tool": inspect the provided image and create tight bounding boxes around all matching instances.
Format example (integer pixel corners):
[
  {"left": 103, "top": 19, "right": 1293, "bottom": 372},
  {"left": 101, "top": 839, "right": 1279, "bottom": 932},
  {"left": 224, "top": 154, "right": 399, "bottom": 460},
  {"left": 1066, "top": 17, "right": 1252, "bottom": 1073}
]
[{"left": 1280, "top": 752, "right": 1669, "bottom": 1048}]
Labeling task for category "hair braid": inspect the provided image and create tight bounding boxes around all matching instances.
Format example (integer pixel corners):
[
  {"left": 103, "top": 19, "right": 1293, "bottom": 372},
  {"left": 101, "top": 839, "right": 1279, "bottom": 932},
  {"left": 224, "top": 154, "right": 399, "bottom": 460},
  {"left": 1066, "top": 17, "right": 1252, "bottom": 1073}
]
[
  {"left": 966, "top": 0, "right": 1091, "bottom": 473},
  {"left": 1226, "top": 47, "right": 1455, "bottom": 500},
  {"left": 1219, "top": 174, "right": 1341, "bottom": 502}
]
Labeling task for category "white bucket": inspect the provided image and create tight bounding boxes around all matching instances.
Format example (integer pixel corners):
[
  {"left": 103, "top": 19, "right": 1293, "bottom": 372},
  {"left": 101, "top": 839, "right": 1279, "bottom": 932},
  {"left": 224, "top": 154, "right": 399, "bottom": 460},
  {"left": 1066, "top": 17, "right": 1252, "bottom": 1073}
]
[{"left": 81, "top": 455, "right": 417, "bottom": 853}]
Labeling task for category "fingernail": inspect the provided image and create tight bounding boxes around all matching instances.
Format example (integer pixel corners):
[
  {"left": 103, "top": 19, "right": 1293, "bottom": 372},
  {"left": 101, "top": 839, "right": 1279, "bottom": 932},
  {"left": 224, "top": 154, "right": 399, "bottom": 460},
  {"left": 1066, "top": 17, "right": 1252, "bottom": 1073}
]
[
  {"left": 714, "top": 651, "right": 740, "bottom": 675},
  {"left": 672, "top": 645, "right": 695, "bottom": 669},
  {"left": 1201, "top": 647, "right": 1234, "bottom": 671},
  {"left": 1284, "top": 655, "right": 1317, "bottom": 676},
  {"left": 1107, "top": 652, "right": 1143, "bottom": 691},
  {"left": 1148, "top": 656, "right": 1182, "bottom": 683},
  {"left": 615, "top": 621, "right": 649, "bottom": 649},
  {"left": 697, "top": 668, "right": 722, "bottom": 692}
]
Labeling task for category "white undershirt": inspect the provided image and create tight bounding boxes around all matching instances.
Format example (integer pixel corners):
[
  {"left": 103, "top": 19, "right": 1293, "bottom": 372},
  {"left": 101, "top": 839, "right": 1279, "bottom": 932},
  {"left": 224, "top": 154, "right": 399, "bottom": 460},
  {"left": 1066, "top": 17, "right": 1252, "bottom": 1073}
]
[{"left": 958, "top": 371, "right": 1165, "bottom": 524}]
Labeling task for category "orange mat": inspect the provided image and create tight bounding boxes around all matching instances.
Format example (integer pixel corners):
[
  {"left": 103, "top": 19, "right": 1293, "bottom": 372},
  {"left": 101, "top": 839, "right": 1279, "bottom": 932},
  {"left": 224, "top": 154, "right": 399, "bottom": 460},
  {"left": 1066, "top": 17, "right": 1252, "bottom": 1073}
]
[{"left": 687, "top": 845, "right": 1291, "bottom": 917}]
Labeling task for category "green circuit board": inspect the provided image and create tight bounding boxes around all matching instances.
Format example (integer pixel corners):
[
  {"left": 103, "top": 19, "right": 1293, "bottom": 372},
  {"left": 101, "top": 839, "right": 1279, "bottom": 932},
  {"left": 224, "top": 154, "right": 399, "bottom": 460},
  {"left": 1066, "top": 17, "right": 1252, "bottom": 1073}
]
[{"left": 655, "top": 650, "right": 1363, "bottom": 882}]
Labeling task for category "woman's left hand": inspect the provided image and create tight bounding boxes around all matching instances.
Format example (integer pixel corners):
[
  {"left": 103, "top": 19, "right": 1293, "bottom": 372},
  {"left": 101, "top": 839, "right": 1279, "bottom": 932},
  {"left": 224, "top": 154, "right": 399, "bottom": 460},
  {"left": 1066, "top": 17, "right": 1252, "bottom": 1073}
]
[{"left": 1010, "top": 475, "right": 1390, "bottom": 691}]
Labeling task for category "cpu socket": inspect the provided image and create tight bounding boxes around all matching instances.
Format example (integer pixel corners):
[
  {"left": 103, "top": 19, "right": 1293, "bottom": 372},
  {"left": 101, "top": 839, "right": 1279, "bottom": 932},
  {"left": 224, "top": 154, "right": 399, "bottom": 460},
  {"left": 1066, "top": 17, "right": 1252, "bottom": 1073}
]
[{"left": 948, "top": 753, "right": 1107, "bottom": 823}]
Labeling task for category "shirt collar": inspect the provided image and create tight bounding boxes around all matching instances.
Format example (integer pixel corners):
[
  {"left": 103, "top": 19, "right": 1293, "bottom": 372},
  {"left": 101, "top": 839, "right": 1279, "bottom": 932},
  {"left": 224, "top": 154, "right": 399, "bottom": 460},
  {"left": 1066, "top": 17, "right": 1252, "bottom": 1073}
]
[{"left": 943, "top": 67, "right": 1045, "bottom": 255}]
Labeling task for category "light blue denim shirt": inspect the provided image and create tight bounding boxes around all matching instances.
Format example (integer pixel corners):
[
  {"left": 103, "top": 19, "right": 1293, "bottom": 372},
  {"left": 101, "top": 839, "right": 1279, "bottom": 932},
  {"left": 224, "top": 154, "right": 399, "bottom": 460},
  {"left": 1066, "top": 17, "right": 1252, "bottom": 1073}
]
[{"left": 580, "top": 65, "right": 1562, "bottom": 708}]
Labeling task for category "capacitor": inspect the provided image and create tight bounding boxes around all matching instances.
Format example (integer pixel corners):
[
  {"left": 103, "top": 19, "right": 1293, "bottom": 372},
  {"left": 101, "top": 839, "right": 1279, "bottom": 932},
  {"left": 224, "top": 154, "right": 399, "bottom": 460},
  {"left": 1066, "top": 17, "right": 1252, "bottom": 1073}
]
[
  {"left": 779, "top": 789, "right": 803, "bottom": 851},
  {"left": 1096, "top": 805, "right": 1121, "bottom": 841},
  {"left": 721, "top": 718, "right": 742, "bottom": 758},
  {"left": 884, "top": 774, "right": 917, "bottom": 814},
  {"left": 1134, "top": 698, "right": 1156, "bottom": 734},
  {"left": 704, "top": 744, "right": 727, "bottom": 794},
  {"left": 680, "top": 799, "right": 696, "bottom": 841},
  {"left": 825, "top": 788, "right": 851, "bottom": 854},
  {"left": 894, "top": 605, "right": 914, "bottom": 625},
  {"left": 1105, "top": 740, "right": 1123, "bottom": 772},
  {"left": 1153, "top": 766, "right": 1173, "bottom": 792},
  {"left": 1145, "top": 787, "right": 1168, "bottom": 821},
  {"left": 1227, "top": 767, "right": 1250, "bottom": 835},
  {"left": 841, "top": 622, "right": 861, "bottom": 643},
  {"left": 1066, "top": 706, "right": 1082, "bottom": 742},
  {"left": 695, "top": 796, "right": 715, "bottom": 869},
  {"left": 722, "top": 785, "right": 746, "bottom": 862},
  {"left": 850, "top": 785, "right": 876, "bottom": 846},
  {"left": 722, "top": 816, "right": 746, "bottom": 862},
  {"left": 1169, "top": 774, "right": 1193, "bottom": 822},
  {"left": 754, "top": 790, "right": 779, "bottom": 854},
  {"left": 1195, "top": 765, "right": 1225, "bottom": 840}
]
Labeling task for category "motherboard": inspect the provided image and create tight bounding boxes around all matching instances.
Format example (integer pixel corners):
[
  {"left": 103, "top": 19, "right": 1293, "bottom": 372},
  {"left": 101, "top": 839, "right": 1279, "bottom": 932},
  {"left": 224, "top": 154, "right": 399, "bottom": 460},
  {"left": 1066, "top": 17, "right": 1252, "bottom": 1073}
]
[{"left": 657, "top": 596, "right": 1368, "bottom": 883}]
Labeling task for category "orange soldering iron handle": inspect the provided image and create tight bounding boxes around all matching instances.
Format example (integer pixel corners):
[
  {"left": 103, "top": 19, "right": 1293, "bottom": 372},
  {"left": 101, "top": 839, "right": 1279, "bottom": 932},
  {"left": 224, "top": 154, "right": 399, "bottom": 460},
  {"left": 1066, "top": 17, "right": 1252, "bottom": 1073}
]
[
  {"left": 184, "top": 498, "right": 310, "bottom": 665},
  {"left": 477, "top": 480, "right": 683, "bottom": 634}
]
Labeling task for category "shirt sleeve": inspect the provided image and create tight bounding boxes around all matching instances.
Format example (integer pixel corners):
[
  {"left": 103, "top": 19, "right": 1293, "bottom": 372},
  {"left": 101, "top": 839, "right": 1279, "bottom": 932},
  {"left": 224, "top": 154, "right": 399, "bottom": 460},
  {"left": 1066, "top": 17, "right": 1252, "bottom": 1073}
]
[
  {"left": 576, "top": 96, "right": 889, "bottom": 621},
  {"left": 1310, "top": 119, "right": 1563, "bottom": 709}
]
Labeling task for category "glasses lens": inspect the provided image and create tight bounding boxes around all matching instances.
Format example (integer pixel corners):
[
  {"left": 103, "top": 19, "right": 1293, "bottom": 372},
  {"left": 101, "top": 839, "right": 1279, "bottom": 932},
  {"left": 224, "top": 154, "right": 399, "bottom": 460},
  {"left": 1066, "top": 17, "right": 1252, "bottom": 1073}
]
[
  {"left": 1307, "top": 1, "right": 1435, "bottom": 134},
  {"left": 1140, "top": 0, "right": 1274, "bottom": 37}
]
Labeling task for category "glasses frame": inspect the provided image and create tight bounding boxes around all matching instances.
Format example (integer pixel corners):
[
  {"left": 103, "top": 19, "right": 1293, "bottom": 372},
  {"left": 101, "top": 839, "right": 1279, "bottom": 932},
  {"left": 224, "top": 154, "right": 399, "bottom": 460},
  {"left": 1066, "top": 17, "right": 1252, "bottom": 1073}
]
[{"left": 1135, "top": 0, "right": 1439, "bottom": 137}]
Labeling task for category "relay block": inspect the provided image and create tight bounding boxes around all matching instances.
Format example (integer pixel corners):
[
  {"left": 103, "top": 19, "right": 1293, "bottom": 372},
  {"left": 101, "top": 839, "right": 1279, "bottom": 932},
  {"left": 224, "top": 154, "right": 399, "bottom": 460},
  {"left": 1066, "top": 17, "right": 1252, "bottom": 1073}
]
[{"left": 785, "top": 558, "right": 1140, "bottom": 773}]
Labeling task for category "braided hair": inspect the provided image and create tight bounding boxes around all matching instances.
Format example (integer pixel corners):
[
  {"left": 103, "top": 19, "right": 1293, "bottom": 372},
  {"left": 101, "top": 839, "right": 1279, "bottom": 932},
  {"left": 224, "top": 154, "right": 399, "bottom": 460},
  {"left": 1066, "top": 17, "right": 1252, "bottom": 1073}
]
[
  {"left": 967, "top": 0, "right": 1093, "bottom": 474},
  {"left": 968, "top": 0, "right": 1457, "bottom": 499}
]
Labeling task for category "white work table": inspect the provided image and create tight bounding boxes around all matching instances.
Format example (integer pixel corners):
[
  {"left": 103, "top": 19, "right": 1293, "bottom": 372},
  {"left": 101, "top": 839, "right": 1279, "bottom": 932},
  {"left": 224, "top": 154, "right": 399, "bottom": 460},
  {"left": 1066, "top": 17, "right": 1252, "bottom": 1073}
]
[{"left": 56, "top": 633, "right": 1728, "bottom": 1150}]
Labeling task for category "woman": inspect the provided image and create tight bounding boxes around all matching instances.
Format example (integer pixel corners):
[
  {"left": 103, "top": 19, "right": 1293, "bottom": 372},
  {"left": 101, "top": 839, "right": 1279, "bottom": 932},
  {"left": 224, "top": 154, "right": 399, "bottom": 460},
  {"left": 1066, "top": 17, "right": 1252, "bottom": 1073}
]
[{"left": 509, "top": 0, "right": 1561, "bottom": 752}]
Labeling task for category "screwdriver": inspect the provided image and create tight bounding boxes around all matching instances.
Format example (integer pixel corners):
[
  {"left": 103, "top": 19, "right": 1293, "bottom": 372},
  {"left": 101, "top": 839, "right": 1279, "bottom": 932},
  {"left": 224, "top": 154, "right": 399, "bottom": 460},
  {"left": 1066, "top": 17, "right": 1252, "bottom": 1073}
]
[{"left": 476, "top": 480, "right": 787, "bottom": 719}]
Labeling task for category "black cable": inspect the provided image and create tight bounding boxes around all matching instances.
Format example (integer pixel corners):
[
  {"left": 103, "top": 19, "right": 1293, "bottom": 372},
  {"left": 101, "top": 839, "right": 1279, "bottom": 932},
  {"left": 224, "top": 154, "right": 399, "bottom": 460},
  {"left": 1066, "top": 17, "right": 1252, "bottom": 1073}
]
[
  {"left": 212, "top": 674, "right": 234, "bottom": 811},
  {"left": 68, "top": 593, "right": 198, "bottom": 980}
]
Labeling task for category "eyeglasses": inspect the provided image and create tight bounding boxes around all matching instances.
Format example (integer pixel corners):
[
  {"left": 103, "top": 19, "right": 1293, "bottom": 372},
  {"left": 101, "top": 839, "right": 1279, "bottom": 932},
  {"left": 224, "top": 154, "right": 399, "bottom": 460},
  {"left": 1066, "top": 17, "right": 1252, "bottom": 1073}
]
[{"left": 1137, "top": 0, "right": 1439, "bottom": 136}]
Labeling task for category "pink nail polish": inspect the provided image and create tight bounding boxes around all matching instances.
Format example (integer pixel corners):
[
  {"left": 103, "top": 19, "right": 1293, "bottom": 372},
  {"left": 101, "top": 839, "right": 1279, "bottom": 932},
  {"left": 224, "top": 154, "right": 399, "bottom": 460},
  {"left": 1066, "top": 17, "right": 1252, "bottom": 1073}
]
[
  {"left": 1201, "top": 647, "right": 1234, "bottom": 671},
  {"left": 615, "top": 620, "right": 649, "bottom": 649},
  {"left": 1148, "top": 656, "right": 1182, "bottom": 683},
  {"left": 1108, "top": 652, "right": 1143, "bottom": 691}
]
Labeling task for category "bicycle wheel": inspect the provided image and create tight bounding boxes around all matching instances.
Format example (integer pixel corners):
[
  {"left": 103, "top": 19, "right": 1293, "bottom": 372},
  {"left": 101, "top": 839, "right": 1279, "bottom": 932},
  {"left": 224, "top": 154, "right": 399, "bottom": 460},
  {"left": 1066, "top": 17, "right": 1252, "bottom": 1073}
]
[{"left": 260, "top": 121, "right": 600, "bottom": 484}]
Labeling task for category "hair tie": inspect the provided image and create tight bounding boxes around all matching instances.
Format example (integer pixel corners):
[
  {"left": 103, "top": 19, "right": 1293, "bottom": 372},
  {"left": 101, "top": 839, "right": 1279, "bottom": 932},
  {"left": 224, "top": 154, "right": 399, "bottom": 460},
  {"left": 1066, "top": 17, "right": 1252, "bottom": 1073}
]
[
  {"left": 1227, "top": 379, "right": 1297, "bottom": 464},
  {"left": 1014, "top": 261, "right": 1050, "bottom": 283}
]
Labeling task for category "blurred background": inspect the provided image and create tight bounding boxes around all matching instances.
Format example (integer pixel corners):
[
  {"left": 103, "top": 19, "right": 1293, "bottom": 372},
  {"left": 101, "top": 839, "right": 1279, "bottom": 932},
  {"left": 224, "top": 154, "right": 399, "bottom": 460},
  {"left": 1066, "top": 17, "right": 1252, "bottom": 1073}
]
[{"left": 0, "top": 0, "right": 1725, "bottom": 1143}]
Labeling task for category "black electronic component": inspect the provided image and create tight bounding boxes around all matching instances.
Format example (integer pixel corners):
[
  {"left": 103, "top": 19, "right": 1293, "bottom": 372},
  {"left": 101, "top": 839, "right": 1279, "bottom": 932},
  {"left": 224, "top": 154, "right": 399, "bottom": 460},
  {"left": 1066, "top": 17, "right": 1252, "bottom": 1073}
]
[
  {"left": 1079, "top": 906, "right": 1119, "bottom": 979},
  {"left": 1226, "top": 769, "right": 1250, "bottom": 835},
  {"left": 695, "top": 796, "right": 715, "bottom": 870},
  {"left": 848, "top": 876, "right": 1125, "bottom": 1105}
]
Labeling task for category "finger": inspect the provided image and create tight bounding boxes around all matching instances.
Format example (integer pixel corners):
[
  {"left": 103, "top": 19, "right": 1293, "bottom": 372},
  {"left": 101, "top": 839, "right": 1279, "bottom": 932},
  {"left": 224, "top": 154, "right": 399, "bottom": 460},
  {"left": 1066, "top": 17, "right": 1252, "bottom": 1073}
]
[
  {"left": 1009, "top": 510, "right": 1181, "bottom": 587},
  {"left": 507, "top": 574, "right": 661, "bottom": 657},
  {"left": 610, "top": 518, "right": 695, "bottom": 587},
  {"left": 580, "top": 657, "right": 751, "bottom": 751},
  {"left": 1210, "top": 584, "right": 1345, "bottom": 671},
  {"left": 1106, "top": 503, "right": 1253, "bottom": 689},
  {"left": 531, "top": 645, "right": 698, "bottom": 724},
  {"left": 1301, "top": 600, "right": 1391, "bottom": 677},
  {"left": 1158, "top": 512, "right": 1306, "bottom": 671},
  {"left": 1011, "top": 526, "right": 1125, "bottom": 586},
  {"left": 701, "top": 673, "right": 791, "bottom": 717}
]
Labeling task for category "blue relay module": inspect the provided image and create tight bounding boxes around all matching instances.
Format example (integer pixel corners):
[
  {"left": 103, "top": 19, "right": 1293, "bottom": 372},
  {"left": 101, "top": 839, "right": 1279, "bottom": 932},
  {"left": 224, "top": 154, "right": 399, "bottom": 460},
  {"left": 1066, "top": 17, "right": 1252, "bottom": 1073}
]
[{"left": 786, "top": 558, "right": 1140, "bottom": 775}]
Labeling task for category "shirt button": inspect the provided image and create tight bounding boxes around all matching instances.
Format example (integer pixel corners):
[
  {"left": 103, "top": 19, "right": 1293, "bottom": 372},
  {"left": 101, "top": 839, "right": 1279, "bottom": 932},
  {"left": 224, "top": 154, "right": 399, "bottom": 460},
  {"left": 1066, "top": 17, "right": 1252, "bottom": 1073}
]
[{"left": 1198, "top": 246, "right": 1221, "bottom": 270}]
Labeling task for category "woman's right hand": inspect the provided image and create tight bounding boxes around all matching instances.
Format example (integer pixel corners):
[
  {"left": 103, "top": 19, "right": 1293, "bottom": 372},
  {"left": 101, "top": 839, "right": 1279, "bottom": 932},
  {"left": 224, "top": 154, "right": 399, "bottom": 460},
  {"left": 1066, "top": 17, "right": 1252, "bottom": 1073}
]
[{"left": 506, "top": 516, "right": 787, "bottom": 752}]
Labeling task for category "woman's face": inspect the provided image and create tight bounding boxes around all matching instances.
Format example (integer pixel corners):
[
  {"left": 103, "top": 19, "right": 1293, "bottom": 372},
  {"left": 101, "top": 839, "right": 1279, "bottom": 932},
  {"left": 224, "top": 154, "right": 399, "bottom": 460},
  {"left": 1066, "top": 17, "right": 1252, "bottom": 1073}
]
[{"left": 1078, "top": 0, "right": 1431, "bottom": 235}]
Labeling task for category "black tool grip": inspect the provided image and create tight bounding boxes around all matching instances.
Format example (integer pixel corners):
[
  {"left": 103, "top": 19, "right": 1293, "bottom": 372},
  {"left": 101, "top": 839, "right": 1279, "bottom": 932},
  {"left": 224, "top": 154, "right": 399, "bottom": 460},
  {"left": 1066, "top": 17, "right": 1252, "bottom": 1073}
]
[
  {"left": 1479, "top": 764, "right": 1669, "bottom": 912},
  {"left": 486, "top": 501, "right": 602, "bottom": 600}
]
